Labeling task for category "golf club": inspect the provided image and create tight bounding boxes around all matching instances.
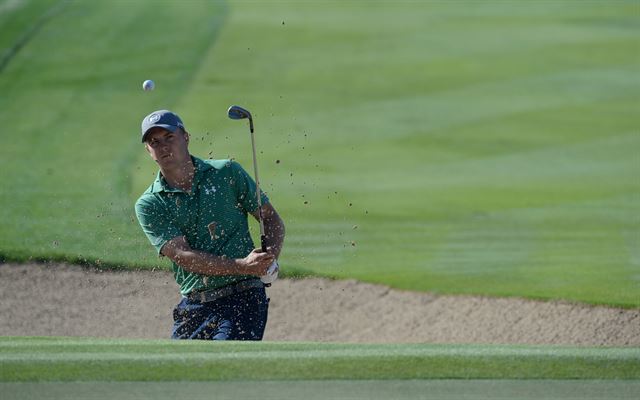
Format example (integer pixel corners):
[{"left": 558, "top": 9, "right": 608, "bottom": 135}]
[{"left": 227, "top": 105, "right": 266, "bottom": 252}]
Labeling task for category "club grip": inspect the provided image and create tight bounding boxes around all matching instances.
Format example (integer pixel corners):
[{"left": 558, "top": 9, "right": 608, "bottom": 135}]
[{"left": 261, "top": 235, "right": 267, "bottom": 252}]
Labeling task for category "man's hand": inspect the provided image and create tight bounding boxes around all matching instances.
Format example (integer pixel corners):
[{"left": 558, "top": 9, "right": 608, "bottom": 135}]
[
  {"left": 240, "top": 248, "right": 276, "bottom": 276},
  {"left": 250, "top": 203, "right": 285, "bottom": 259}
]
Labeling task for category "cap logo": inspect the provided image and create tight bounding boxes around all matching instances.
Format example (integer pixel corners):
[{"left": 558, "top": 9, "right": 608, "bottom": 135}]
[{"left": 149, "top": 114, "right": 161, "bottom": 123}]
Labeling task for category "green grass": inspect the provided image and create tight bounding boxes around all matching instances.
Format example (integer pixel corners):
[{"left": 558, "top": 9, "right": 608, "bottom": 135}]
[
  {"left": 3, "top": 381, "right": 640, "bottom": 400},
  {"left": 1, "top": 337, "right": 639, "bottom": 381},
  {"left": 0, "top": 0, "right": 59, "bottom": 65},
  {"left": 0, "top": 0, "right": 638, "bottom": 306},
  {"left": 3, "top": 338, "right": 639, "bottom": 399}
]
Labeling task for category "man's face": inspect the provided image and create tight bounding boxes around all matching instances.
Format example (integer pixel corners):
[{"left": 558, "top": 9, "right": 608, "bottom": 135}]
[{"left": 144, "top": 127, "right": 190, "bottom": 167}]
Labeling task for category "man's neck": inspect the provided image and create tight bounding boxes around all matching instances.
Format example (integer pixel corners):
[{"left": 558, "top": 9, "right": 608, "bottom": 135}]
[{"left": 160, "top": 156, "right": 195, "bottom": 192}]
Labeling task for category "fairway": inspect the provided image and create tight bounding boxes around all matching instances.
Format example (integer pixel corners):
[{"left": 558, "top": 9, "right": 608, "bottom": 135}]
[
  {"left": 1, "top": 337, "right": 639, "bottom": 381},
  {"left": 2, "top": 337, "right": 639, "bottom": 399},
  {"left": 2, "top": 337, "right": 640, "bottom": 399},
  {"left": 1, "top": 0, "right": 638, "bottom": 306},
  {"left": 1, "top": 0, "right": 639, "bottom": 306}
]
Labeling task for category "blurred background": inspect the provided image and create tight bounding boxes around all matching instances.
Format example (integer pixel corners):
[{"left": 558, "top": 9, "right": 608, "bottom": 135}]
[{"left": 0, "top": 0, "right": 638, "bottom": 306}]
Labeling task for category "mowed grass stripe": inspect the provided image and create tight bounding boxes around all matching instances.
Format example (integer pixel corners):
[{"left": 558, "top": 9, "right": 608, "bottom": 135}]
[
  {"left": 3, "top": 337, "right": 639, "bottom": 357},
  {"left": 4, "top": 380, "right": 640, "bottom": 400},
  {"left": 315, "top": 66, "right": 638, "bottom": 145},
  {"left": 3, "top": 348, "right": 639, "bottom": 361},
  {"left": 1, "top": 338, "right": 638, "bottom": 381}
]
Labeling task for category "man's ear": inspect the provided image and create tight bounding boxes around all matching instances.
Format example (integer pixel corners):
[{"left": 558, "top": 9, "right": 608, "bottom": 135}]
[{"left": 183, "top": 130, "right": 190, "bottom": 144}]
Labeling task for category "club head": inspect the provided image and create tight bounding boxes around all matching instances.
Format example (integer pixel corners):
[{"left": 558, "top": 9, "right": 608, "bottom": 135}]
[{"left": 227, "top": 105, "right": 252, "bottom": 120}]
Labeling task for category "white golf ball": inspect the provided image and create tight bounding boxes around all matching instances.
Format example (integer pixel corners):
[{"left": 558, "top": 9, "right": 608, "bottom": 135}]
[{"left": 142, "top": 79, "right": 155, "bottom": 91}]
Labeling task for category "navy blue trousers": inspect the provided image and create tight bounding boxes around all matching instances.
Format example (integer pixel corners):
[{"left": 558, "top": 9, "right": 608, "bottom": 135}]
[{"left": 172, "top": 287, "right": 269, "bottom": 340}]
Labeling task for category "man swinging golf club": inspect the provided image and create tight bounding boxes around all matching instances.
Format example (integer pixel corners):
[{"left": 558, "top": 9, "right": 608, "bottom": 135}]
[{"left": 135, "top": 107, "right": 285, "bottom": 340}]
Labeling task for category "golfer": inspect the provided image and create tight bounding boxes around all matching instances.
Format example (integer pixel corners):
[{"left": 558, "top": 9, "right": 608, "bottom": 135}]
[{"left": 135, "top": 110, "right": 285, "bottom": 340}]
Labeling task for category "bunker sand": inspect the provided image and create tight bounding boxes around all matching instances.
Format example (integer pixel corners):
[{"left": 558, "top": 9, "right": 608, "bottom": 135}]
[{"left": 1, "top": 263, "right": 638, "bottom": 345}]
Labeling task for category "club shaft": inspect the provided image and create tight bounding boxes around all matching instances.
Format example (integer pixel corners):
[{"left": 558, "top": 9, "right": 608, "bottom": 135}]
[{"left": 248, "top": 117, "right": 267, "bottom": 252}]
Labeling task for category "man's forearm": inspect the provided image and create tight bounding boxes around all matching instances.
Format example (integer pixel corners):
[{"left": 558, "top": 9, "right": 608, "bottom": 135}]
[
  {"left": 173, "top": 249, "right": 249, "bottom": 276},
  {"left": 161, "top": 235, "right": 275, "bottom": 278},
  {"left": 264, "top": 214, "right": 285, "bottom": 259}
]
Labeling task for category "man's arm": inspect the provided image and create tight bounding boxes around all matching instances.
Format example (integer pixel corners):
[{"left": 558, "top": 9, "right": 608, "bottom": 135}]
[
  {"left": 161, "top": 236, "right": 274, "bottom": 277},
  {"left": 251, "top": 202, "right": 285, "bottom": 259}
]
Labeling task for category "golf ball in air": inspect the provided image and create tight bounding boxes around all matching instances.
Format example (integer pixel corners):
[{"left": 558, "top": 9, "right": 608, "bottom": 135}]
[{"left": 142, "top": 79, "right": 155, "bottom": 91}]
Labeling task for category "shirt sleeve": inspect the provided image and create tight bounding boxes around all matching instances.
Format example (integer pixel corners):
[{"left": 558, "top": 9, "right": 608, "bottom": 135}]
[
  {"left": 135, "top": 195, "right": 183, "bottom": 255},
  {"left": 230, "top": 160, "right": 269, "bottom": 213}
]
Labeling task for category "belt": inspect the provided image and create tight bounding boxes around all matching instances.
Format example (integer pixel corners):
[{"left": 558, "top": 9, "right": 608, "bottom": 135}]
[{"left": 188, "top": 279, "right": 265, "bottom": 303}]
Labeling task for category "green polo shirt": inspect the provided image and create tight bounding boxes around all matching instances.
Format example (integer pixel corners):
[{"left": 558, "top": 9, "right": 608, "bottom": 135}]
[{"left": 135, "top": 156, "right": 269, "bottom": 295}]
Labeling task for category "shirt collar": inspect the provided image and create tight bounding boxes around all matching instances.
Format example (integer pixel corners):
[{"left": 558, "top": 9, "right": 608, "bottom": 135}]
[{"left": 150, "top": 155, "right": 212, "bottom": 193}]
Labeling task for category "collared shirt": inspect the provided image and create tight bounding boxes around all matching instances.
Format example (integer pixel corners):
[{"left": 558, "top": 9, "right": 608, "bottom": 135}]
[{"left": 135, "top": 156, "right": 269, "bottom": 294}]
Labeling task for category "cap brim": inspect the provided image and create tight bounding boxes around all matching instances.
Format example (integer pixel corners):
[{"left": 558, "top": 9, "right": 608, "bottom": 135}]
[{"left": 141, "top": 124, "right": 179, "bottom": 142}]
